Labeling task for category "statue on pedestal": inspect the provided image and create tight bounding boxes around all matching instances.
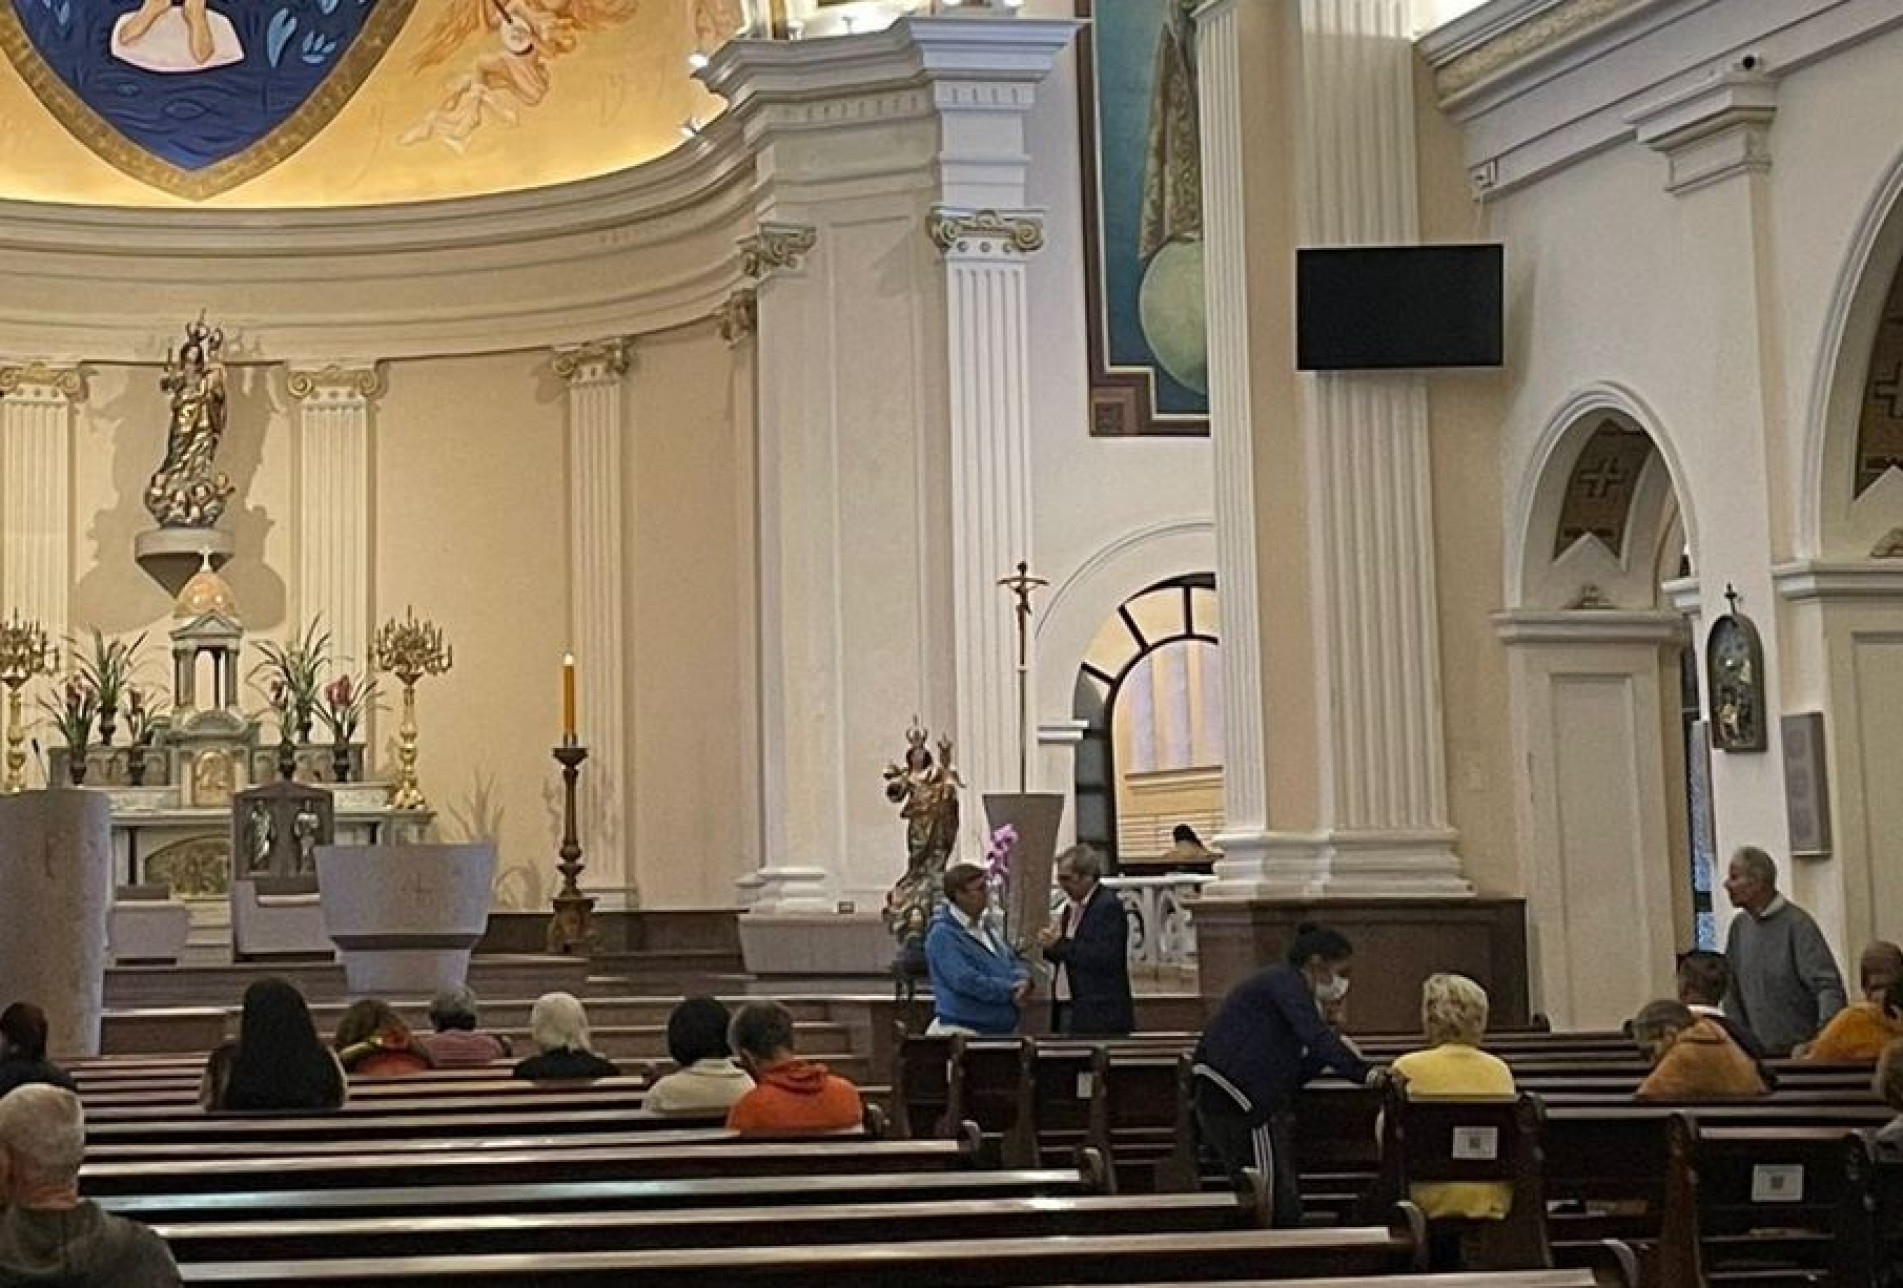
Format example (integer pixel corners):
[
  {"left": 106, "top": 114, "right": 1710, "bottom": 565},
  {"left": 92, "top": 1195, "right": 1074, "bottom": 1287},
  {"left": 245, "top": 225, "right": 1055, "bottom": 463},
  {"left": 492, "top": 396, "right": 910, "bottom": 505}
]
[
  {"left": 144, "top": 318, "right": 234, "bottom": 529},
  {"left": 882, "top": 722, "right": 963, "bottom": 992}
]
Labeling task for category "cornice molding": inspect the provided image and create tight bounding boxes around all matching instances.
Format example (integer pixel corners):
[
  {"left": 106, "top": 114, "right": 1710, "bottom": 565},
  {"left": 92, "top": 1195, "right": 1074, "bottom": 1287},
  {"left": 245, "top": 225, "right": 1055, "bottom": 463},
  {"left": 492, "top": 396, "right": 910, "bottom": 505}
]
[
  {"left": 552, "top": 338, "right": 633, "bottom": 384},
  {"left": 1629, "top": 69, "right": 1776, "bottom": 195},
  {"left": 1773, "top": 560, "right": 1903, "bottom": 602},
  {"left": 1423, "top": 0, "right": 1647, "bottom": 104},
  {"left": 926, "top": 207, "right": 1045, "bottom": 257},
  {"left": 1492, "top": 607, "right": 1687, "bottom": 645},
  {"left": 0, "top": 361, "right": 85, "bottom": 400},
  {"left": 286, "top": 364, "right": 384, "bottom": 402}
]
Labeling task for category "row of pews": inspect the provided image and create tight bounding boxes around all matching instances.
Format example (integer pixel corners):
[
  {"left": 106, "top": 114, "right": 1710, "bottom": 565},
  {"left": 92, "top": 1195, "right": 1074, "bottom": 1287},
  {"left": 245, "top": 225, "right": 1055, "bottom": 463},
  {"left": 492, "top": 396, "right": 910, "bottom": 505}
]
[
  {"left": 60, "top": 1047, "right": 1632, "bottom": 1288},
  {"left": 891, "top": 1026, "right": 1903, "bottom": 1287}
]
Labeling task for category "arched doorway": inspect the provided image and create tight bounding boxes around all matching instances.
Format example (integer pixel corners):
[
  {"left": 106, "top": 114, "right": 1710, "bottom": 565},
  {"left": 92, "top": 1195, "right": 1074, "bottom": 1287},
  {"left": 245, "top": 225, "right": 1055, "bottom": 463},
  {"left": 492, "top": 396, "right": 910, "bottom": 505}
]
[{"left": 1071, "top": 574, "right": 1221, "bottom": 870}]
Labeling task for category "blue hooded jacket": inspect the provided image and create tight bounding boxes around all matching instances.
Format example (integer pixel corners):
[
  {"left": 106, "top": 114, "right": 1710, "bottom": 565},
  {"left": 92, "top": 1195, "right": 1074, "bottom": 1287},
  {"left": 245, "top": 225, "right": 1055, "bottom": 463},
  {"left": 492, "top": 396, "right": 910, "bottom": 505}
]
[{"left": 924, "top": 901, "right": 1029, "bottom": 1034}]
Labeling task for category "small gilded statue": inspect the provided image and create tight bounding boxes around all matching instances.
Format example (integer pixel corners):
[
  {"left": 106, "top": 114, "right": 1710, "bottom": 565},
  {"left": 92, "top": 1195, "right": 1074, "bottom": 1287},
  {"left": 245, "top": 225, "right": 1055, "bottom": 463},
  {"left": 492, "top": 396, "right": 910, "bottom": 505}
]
[
  {"left": 882, "top": 721, "right": 963, "bottom": 954},
  {"left": 144, "top": 318, "right": 235, "bottom": 529}
]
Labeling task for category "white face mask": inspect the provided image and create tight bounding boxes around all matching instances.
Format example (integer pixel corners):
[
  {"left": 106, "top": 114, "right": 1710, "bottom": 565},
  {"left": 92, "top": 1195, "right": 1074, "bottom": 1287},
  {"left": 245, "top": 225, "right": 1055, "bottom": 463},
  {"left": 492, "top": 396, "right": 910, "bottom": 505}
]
[{"left": 1314, "top": 973, "right": 1351, "bottom": 1005}]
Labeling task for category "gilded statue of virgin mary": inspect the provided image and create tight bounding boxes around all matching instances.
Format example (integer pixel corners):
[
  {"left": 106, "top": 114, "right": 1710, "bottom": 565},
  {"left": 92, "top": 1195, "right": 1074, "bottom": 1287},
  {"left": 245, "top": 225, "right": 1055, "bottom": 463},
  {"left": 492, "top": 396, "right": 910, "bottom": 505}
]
[{"left": 144, "top": 318, "right": 236, "bottom": 529}]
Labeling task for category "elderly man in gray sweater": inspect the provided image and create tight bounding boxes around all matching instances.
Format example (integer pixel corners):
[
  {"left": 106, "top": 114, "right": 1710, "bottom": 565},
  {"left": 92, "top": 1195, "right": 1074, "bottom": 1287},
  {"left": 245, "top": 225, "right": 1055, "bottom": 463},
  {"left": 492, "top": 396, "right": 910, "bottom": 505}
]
[{"left": 1722, "top": 846, "right": 1848, "bottom": 1056}]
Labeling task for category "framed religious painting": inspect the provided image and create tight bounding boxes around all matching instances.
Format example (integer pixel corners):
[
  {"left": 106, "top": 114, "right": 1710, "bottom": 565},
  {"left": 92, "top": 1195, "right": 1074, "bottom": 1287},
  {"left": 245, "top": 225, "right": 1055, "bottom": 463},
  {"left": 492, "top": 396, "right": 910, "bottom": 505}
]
[
  {"left": 1076, "top": 0, "right": 1209, "bottom": 438},
  {"left": 1706, "top": 585, "right": 1767, "bottom": 754}
]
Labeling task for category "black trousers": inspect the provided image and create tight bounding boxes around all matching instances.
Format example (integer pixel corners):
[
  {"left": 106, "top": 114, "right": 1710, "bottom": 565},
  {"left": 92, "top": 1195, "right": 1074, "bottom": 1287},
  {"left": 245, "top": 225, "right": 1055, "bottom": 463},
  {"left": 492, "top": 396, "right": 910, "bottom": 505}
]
[{"left": 1192, "top": 1076, "right": 1302, "bottom": 1228}]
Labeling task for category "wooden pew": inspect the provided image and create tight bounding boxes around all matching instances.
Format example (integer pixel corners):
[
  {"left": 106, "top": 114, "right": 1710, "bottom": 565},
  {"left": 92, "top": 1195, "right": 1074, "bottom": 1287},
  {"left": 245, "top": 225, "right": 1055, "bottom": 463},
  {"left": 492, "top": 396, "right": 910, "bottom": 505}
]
[
  {"left": 1374, "top": 1086, "right": 1551, "bottom": 1270},
  {"left": 174, "top": 1206, "right": 1432, "bottom": 1286}
]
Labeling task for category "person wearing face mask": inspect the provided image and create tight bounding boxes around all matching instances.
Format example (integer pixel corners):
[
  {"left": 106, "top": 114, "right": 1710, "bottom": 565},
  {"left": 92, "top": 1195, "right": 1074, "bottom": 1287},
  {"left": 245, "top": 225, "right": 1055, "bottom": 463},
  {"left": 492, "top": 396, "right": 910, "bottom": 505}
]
[{"left": 1191, "top": 922, "right": 1384, "bottom": 1227}]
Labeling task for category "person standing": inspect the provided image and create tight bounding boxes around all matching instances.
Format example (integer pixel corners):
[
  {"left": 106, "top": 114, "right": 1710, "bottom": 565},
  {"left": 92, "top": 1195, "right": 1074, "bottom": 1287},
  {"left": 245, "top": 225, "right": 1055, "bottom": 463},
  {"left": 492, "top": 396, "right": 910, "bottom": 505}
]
[
  {"left": 1192, "top": 923, "right": 1385, "bottom": 1227},
  {"left": 1722, "top": 846, "right": 1847, "bottom": 1055},
  {"left": 924, "top": 862, "right": 1030, "bottom": 1036},
  {"left": 1036, "top": 846, "right": 1135, "bottom": 1037}
]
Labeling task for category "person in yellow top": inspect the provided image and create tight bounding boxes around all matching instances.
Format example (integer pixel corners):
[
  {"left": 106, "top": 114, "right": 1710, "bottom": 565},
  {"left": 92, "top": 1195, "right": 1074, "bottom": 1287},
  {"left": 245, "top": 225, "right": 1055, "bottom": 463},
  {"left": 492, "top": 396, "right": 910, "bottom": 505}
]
[
  {"left": 1389, "top": 973, "right": 1516, "bottom": 1221},
  {"left": 1799, "top": 941, "right": 1903, "bottom": 1062}
]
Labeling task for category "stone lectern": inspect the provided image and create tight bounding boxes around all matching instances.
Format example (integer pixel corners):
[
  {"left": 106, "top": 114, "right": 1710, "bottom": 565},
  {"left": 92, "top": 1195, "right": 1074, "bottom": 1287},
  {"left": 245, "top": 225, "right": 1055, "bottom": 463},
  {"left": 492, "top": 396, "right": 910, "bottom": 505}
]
[{"left": 0, "top": 791, "right": 112, "bottom": 1056}]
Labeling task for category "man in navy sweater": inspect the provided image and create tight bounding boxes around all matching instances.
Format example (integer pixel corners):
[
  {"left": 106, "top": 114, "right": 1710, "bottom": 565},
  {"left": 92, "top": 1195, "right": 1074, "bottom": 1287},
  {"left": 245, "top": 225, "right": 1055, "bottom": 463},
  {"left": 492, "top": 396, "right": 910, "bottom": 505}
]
[
  {"left": 1194, "top": 923, "right": 1385, "bottom": 1226},
  {"left": 1037, "top": 845, "right": 1134, "bottom": 1036}
]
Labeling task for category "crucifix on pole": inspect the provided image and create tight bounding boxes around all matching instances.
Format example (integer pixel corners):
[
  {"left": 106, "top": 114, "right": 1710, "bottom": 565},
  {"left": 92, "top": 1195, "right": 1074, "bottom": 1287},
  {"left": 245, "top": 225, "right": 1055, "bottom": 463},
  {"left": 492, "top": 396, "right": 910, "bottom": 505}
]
[{"left": 997, "top": 560, "right": 1048, "bottom": 794}]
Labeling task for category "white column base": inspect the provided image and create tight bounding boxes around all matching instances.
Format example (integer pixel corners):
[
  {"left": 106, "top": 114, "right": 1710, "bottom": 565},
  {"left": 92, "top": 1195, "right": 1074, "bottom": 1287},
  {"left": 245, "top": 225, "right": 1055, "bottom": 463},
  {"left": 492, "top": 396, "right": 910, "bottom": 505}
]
[
  {"left": 1205, "top": 829, "right": 1472, "bottom": 900},
  {"left": 746, "top": 865, "right": 833, "bottom": 913}
]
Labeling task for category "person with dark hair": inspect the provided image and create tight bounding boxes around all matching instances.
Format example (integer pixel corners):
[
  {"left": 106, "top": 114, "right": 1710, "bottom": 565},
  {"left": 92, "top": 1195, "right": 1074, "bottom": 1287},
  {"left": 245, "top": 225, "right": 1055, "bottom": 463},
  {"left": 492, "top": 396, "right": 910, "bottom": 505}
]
[
  {"left": 924, "top": 861, "right": 1031, "bottom": 1036},
  {"left": 513, "top": 992, "right": 620, "bottom": 1081},
  {"left": 1800, "top": 941, "right": 1903, "bottom": 1061},
  {"left": 0, "top": 1004, "right": 78, "bottom": 1097},
  {"left": 1192, "top": 922, "right": 1385, "bottom": 1227},
  {"left": 418, "top": 985, "right": 512, "bottom": 1068},
  {"left": 333, "top": 999, "right": 435, "bottom": 1077},
  {"left": 1037, "top": 845, "right": 1135, "bottom": 1036},
  {"left": 1632, "top": 998, "right": 1768, "bottom": 1100},
  {"left": 1675, "top": 949, "right": 1776, "bottom": 1088},
  {"left": 200, "top": 978, "right": 346, "bottom": 1112},
  {"left": 0, "top": 1085, "right": 181, "bottom": 1287},
  {"left": 725, "top": 1000, "right": 862, "bottom": 1136},
  {"left": 644, "top": 997, "right": 753, "bottom": 1115}
]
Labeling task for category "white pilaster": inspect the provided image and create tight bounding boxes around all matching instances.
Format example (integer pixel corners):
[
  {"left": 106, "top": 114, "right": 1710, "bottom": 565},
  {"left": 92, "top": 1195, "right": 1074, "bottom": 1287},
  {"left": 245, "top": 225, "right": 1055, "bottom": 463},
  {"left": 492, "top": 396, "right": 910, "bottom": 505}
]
[
  {"left": 553, "top": 339, "right": 632, "bottom": 899},
  {"left": 0, "top": 363, "right": 82, "bottom": 673},
  {"left": 287, "top": 366, "right": 379, "bottom": 685},
  {"left": 1195, "top": 0, "right": 1274, "bottom": 881},
  {"left": 932, "top": 208, "right": 1044, "bottom": 813}
]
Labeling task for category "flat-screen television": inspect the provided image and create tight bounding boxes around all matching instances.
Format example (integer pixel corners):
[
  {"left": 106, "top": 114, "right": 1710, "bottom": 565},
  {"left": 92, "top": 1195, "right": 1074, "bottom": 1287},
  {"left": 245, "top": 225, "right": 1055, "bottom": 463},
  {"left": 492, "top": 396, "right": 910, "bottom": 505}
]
[{"left": 1296, "top": 243, "right": 1503, "bottom": 371}]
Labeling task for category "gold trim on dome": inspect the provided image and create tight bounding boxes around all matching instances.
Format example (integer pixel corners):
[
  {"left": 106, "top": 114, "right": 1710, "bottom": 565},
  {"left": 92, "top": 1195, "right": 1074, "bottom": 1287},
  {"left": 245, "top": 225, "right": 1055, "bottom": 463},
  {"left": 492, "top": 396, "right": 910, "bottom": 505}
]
[
  {"left": 552, "top": 338, "right": 631, "bottom": 383},
  {"left": 739, "top": 223, "right": 817, "bottom": 279},
  {"left": 286, "top": 365, "right": 385, "bottom": 401},
  {"left": 0, "top": 1, "right": 419, "bottom": 201},
  {"left": 1435, "top": 0, "right": 1641, "bottom": 101},
  {"left": 926, "top": 208, "right": 1046, "bottom": 256},
  {"left": 0, "top": 362, "right": 84, "bottom": 400}
]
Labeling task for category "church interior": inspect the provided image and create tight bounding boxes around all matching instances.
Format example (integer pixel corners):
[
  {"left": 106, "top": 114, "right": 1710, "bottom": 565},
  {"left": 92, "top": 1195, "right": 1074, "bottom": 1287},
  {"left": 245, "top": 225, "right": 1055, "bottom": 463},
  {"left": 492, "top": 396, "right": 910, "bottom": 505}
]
[{"left": 1, "top": 0, "right": 1902, "bottom": 1282}]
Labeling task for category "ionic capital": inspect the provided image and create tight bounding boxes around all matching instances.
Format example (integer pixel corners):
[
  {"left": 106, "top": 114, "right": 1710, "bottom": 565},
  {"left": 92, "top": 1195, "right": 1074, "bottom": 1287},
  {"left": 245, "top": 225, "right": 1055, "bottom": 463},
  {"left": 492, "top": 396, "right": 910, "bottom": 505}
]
[
  {"left": 552, "top": 338, "right": 632, "bottom": 385},
  {"left": 926, "top": 207, "right": 1046, "bottom": 258},
  {"left": 740, "top": 223, "right": 817, "bottom": 279}
]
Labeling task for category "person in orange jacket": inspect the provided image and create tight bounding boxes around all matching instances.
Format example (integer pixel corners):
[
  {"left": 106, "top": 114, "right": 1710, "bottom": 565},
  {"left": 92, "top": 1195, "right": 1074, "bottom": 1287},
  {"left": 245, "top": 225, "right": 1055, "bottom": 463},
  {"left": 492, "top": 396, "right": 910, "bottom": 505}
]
[{"left": 724, "top": 1000, "right": 863, "bottom": 1136}]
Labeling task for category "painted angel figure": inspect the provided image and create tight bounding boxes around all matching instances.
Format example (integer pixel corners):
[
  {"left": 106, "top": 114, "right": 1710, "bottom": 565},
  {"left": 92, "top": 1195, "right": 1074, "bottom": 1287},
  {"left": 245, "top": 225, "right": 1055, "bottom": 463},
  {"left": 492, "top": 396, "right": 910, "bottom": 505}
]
[{"left": 401, "top": 0, "right": 641, "bottom": 153}]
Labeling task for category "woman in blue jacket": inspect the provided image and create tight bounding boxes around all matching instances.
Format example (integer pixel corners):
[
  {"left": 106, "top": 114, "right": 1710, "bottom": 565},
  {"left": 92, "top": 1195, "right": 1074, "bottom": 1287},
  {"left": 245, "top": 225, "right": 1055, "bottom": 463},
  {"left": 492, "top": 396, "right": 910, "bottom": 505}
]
[{"left": 924, "top": 861, "right": 1030, "bottom": 1035}]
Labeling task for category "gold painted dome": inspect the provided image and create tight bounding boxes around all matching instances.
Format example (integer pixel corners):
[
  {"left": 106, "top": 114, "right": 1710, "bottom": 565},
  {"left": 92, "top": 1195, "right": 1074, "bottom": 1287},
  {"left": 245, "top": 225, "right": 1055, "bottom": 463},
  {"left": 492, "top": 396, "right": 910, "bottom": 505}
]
[{"left": 175, "top": 558, "right": 238, "bottom": 621}]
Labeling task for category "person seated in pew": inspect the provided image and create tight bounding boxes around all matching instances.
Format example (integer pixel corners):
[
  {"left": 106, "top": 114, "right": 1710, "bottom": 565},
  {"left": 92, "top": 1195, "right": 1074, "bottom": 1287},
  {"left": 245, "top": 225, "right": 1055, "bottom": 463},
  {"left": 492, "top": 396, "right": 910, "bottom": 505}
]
[
  {"left": 200, "top": 977, "right": 347, "bottom": 1112},
  {"left": 1675, "top": 950, "right": 1777, "bottom": 1088},
  {"left": 512, "top": 992, "right": 621, "bottom": 1081},
  {"left": 1192, "top": 922, "right": 1387, "bottom": 1228},
  {"left": 1388, "top": 973, "right": 1515, "bottom": 1222},
  {"left": 725, "top": 1000, "right": 863, "bottom": 1136},
  {"left": 1631, "top": 1000, "right": 1769, "bottom": 1100},
  {"left": 1798, "top": 941, "right": 1903, "bottom": 1062},
  {"left": 418, "top": 985, "right": 513, "bottom": 1068},
  {"left": 1875, "top": 1035, "right": 1903, "bottom": 1154},
  {"left": 0, "top": 1004, "right": 77, "bottom": 1098},
  {"left": 644, "top": 996, "right": 753, "bottom": 1116},
  {"left": 1037, "top": 844, "right": 1135, "bottom": 1037},
  {"left": 924, "top": 861, "right": 1031, "bottom": 1037},
  {"left": 0, "top": 1085, "right": 181, "bottom": 1287},
  {"left": 333, "top": 999, "right": 436, "bottom": 1077}
]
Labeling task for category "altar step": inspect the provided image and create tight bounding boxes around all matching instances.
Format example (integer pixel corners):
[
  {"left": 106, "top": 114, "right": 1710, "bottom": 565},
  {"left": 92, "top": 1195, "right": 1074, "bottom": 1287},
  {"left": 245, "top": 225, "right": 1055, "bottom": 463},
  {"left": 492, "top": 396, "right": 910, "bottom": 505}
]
[{"left": 103, "top": 954, "right": 591, "bottom": 1010}]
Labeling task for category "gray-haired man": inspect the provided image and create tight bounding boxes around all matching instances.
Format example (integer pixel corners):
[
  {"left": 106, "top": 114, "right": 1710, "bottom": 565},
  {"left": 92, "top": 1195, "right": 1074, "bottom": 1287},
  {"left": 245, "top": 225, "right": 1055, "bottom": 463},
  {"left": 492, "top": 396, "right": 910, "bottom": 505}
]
[{"left": 1722, "top": 846, "right": 1847, "bottom": 1056}]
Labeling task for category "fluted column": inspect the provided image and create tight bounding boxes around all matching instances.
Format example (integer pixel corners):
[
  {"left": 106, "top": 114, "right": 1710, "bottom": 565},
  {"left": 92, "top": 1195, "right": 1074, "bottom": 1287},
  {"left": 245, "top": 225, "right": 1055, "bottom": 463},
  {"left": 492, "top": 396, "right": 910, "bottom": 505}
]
[
  {"left": 717, "top": 287, "right": 768, "bottom": 906},
  {"left": 1195, "top": 0, "right": 1272, "bottom": 877},
  {"left": 287, "top": 366, "right": 380, "bottom": 690},
  {"left": 0, "top": 363, "right": 83, "bottom": 672},
  {"left": 931, "top": 208, "right": 1045, "bottom": 820},
  {"left": 554, "top": 339, "right": 632, "bottom": 900}
]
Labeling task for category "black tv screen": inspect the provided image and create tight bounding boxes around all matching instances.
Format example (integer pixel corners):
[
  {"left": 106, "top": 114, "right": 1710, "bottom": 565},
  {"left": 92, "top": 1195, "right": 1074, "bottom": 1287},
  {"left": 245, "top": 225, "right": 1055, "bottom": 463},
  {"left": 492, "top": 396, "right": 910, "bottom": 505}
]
[{"left": 1297, "top": 244, "right": 1503, "bottom": 371}]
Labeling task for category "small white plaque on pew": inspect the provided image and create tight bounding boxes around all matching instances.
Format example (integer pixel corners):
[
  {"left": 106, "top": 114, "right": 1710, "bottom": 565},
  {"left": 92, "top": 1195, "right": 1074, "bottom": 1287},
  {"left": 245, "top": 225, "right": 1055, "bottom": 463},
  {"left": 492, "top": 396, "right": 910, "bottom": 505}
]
[
  {"left": 1751, "top": 1163, "right": 1804, "bottom": 1203},
  {"left": 1076, "top": 1072, "right": 1095, "bottom": 1099},
  {"left": 1451, "top": 1126, "right": 1499, "bottom": 1161}
]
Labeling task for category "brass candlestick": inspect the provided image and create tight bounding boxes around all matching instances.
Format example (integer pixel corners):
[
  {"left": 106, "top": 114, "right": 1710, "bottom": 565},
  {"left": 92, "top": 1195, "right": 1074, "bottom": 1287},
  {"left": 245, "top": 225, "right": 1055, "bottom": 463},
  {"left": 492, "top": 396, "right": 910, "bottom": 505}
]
[
  {"left": 0, "top": 613, "right": 56, "bottom": 793},
  {"left": 547, "top": 742, "right": 598, "bottom": 956},
  {"left": 373, "top": 607, "right": 452, "bottom": 811}
]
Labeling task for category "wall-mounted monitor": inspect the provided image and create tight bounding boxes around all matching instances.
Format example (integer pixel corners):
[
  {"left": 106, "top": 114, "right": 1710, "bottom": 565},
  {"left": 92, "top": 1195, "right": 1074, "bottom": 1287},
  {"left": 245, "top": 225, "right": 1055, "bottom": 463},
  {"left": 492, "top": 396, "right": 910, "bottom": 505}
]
[{"left": 1296, "top": 243, "right": 1504, "bottom": 371}]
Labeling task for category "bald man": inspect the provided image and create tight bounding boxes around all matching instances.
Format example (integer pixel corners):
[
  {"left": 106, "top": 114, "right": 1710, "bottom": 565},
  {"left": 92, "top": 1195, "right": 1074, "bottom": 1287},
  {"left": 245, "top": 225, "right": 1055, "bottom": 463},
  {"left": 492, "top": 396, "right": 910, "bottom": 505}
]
[{"left": 1800, "top": 941, "right": 1903, "bottom": 1061}]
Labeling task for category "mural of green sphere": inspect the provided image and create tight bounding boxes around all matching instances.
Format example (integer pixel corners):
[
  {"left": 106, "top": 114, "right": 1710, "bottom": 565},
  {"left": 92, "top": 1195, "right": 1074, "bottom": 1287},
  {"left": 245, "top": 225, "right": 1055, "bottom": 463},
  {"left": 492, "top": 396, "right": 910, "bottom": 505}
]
[{"left": 1138, "top": 237, "right": 1209, "bottom": 396}]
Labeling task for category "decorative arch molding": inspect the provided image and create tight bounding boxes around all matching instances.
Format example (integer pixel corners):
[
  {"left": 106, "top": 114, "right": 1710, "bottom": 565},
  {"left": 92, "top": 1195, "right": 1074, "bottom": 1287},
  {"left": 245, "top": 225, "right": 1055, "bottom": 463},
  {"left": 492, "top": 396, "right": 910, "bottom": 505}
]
[
  {"left": 1035, "top": 518, "right": 1216, "bottom": 730},
  {"left": 1802, "top": 136, "right": 1903, "bottom": 559},
  {"left": 1507, "top": 382, "right": 1699, "bottom": 610}
]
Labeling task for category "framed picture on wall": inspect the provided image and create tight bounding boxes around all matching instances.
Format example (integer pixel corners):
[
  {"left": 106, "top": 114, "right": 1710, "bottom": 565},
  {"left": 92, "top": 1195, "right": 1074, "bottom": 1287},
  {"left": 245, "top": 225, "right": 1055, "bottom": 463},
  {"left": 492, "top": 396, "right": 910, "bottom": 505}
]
[{"left": 1076, "top": 0, "right": 1210, "bottom": 438}]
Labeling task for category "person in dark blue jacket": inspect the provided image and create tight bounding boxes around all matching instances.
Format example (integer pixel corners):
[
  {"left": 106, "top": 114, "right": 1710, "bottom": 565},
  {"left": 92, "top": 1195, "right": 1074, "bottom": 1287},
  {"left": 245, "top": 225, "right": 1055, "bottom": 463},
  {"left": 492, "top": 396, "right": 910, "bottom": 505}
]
[
  {"left": 1037, "top": 845, "right": 1134, "bottom": 1036},
  {"left": 924, "top": 862, "right": 1031, "bottom": 1035},
  {"left": 1193, "top": 922, "right": 1385, "bottom": 1226}
]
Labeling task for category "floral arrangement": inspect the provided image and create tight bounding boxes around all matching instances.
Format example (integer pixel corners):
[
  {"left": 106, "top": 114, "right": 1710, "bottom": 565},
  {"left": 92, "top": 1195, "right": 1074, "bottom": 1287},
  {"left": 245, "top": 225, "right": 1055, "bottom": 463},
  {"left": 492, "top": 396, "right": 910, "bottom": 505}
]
[
  {"left": 984, "top": 823, "right": 1018, "bottom": 894},
  {"left": 37, "top": 674, "right": 98, "bottom": 752},
  {"left": 122, "top": 686, "right": 156, "bottom": 746},
  {"left": 76, "top": 628, "right": 146, "bottom": 744},
  {"left": 315, "top": 672, "right": 377, "bottom": 745},
  {"left": 252, "top": 618, "right": 331, "bottom": 740}
]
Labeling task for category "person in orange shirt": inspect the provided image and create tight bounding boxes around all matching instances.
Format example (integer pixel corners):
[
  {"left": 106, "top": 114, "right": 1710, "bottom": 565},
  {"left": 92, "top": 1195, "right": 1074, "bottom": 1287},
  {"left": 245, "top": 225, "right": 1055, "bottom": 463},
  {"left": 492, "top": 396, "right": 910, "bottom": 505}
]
[
  {"left": 724, "top": 1001, "right": 863, "bottom": 1137},
  {"left": 1800, "top": 942, "right": 1903, "bottom": 1062},
  {"left": 1632, "top": 1000, "right": 1768, "bottom": 1100}
]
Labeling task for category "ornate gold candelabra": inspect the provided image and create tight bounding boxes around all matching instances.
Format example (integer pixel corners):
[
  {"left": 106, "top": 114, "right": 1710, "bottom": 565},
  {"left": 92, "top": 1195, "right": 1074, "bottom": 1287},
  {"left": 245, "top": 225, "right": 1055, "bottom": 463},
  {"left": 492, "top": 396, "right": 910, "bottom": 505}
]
[
  {"left": 373, "top": 608, "right": 452, "bottom": 811},
  {"left": 0, "top": 613, "right": 55, "bottom": 793},
  {"left": 546, "top": 742, "right": 598, "bottom": 956}
]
